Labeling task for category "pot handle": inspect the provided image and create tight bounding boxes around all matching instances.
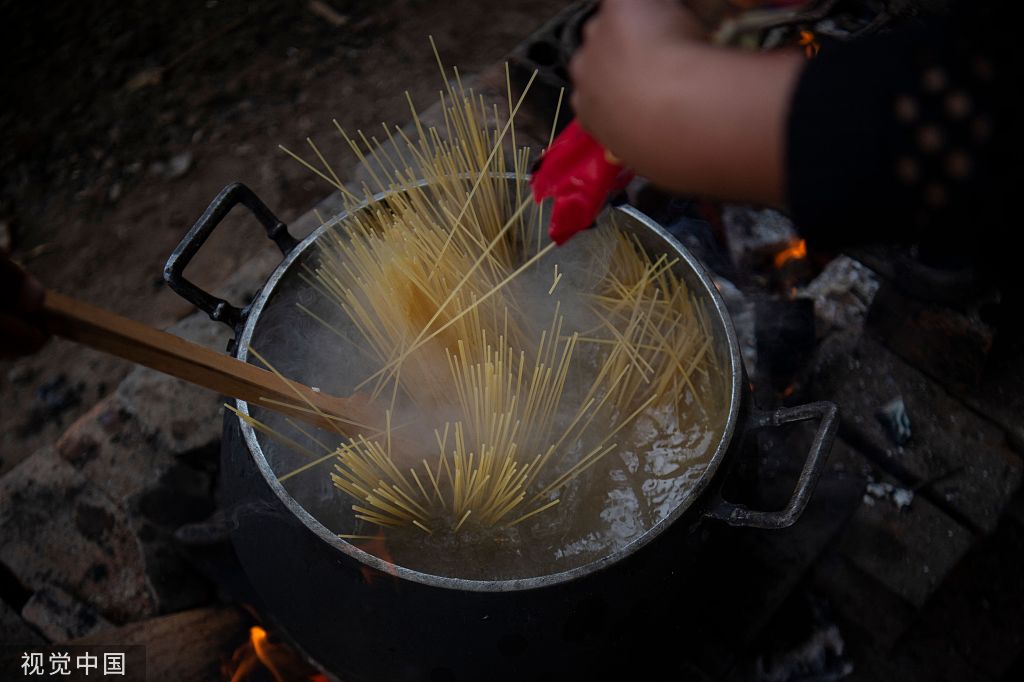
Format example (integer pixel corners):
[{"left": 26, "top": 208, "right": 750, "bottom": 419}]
[
  {"left": 163, "top": 183, "right": 298, "bottom": 330},
  {"left": 704, "top": 401, "right": 839, "bottom": 529}
]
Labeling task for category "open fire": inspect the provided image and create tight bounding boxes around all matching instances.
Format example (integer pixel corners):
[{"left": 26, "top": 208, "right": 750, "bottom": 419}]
[{"left": 225, "top": 625, "right": 328, "bottom": 682}]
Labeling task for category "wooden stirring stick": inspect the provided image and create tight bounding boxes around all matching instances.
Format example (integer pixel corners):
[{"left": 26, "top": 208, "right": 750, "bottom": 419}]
[{"left": 40, "top": 289, "right": 374, "bottom": 434}]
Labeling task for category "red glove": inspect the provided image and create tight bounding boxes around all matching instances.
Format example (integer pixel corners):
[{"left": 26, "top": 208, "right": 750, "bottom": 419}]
[{"left": 530, "top": 120, "right": 634, "bottom": 245}]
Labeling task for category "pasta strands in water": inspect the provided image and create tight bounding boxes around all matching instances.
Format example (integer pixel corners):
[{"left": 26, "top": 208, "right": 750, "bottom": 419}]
[{"left": 264, "top": 50, "right": 720, "bottom": 539}]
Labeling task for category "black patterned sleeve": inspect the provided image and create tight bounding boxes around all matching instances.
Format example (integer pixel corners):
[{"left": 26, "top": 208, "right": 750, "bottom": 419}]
[{"left": 784, "top": 3, "right": 1015, "bottom": 267}]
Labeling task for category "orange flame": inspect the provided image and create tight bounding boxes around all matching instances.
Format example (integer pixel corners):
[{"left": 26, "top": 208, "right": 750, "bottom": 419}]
[
  {"left": 251, "top": 627, "right": 287, "bottom": 682},
  {"left": 773, "top": 238, "right": 807, "bottom": 269},
  {"left": 798, "top": 31, "right": 820, "bottom": 59},
  {"left": 226, "top": 625, "right": 326, "bottom": 682}
]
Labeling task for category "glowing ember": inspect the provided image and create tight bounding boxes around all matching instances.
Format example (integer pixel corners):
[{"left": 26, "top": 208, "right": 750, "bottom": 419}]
[
  {"left": 773, "top": 238, "right": 807, "bottom": 269},
  {"left": 225, "top": 625, "right": 327, "bottom": 682},
  {"left": 798, "top": 30, "right": 821, "bottom": 59}
]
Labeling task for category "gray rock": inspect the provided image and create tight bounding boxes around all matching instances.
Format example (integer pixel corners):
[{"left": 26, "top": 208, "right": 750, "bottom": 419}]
[
  {"left": 797, "top": 256, "right": 880, "bottom": 338},
  {"left": 721, "top": 205, "right": 798, "bottom": 272},
  {"left": 841, "top": 476, "right": 973, "bottom": 608},
  {"left": 21, "top": 587, "right": 112, "bottom": 642},
  {"left": 811, "top": 333, "right": 1023, "bottom": 533},
  {"left": 0, "top": 447, "right": 158, "bottom": 623},
  {"left": 165, "top": 151, "right": 192, "bottom": 179}
]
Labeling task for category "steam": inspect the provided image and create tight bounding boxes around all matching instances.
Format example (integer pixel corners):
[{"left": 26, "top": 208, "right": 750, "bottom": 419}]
[
  {"left": 240, "top": 197, "right": 729, "bottom": 580},
  {"left": 241, "top": 61, "right": 730, "bottom": 579}
]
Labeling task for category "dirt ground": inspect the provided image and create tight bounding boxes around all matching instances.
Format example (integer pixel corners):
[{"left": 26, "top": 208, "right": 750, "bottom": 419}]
[{"left": 0, "top": 0, "right": 570, "bottom": 473}]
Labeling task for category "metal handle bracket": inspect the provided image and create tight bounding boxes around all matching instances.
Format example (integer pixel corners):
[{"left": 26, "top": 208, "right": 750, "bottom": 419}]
[
  {"left": 163, "top": 183, "right": 298, "bottom": 330},
  {"left": 705, "top": 401, "right": 839, "bottom": 529}
]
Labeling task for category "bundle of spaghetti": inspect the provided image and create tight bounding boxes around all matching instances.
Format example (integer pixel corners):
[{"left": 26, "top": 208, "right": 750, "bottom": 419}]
[
  {"left": 285, "top": 64, "right": 548, "bottom": 409},
  {"left": 284, "top": 56, "right": 535, "bottom": 277},
  {"left": 327, "top": 306, "right": 625, "bottom": 533},
  {"left": 305, "top": 198, "right": 520, "bottom": 408},
  {"left": 580, "top": 229, "right": 717, "bottom": 424},
  {"left": 265, "top": 50, "right": 719, "bottom": 538},
  {"left": 277, "top": 231, "right": 714, "bottom": 534},
  {"left": 321, "top": 236, "right": 714, "bottom": 536}
]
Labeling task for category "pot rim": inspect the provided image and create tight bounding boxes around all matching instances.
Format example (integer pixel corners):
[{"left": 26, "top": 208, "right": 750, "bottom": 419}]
[{"left": 234, "top": 177, "right": 744, "bottom": 592}]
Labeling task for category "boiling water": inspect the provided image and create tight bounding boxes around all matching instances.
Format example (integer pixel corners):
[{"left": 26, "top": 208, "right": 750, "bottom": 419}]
[
  {"left": 243, "top": 214, "right": 731, "bottom": 581},
  {"left": 380, "top": 377, "right": 726, "bottom": 580}
]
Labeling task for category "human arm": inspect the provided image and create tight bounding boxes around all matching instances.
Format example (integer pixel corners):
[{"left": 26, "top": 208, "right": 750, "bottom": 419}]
[
  {"left": 570, "top": 0, "right": 1017, "bottom": 262},
  {"left": 568, "top": 0, "right": 805, "bottom": 207}
]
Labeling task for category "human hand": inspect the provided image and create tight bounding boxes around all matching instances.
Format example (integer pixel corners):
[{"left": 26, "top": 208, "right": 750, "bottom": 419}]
[
  {"left": 1, "top": 253, "right": 50, "bottom": 358},
  {"left": 569, "top": 0, "right": 803, "bottom": 206},
  {"left": 569, "top": 0, "right": 706, "bottom": 160}
]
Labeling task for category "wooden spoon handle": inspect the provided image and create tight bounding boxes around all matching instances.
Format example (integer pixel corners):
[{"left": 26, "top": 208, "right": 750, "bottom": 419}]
[{"left": 40, "top": 289, "right": 370, "bottom": 433}]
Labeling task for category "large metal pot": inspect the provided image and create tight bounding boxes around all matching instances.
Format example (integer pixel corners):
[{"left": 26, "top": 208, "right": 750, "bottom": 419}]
[{"left": 165, "top": 181, "right": 838, "bottom": 681}]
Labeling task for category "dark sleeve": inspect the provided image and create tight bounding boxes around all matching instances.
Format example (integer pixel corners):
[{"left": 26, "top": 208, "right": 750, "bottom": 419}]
[{"left": 784, "top": 3, "right": 1017, "bottom": 267}]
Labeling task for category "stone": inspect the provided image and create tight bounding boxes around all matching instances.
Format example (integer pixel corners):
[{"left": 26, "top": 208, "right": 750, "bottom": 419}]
[
  {"left": 838, "top": 466, "right": 974, "bottom": 608},
  {"left": 6, "top": 362, "right": 37, "bottom": 385},
  {"left": 1, "top": 379, "right": 218, "bottom": 622},
  {"left": 868, "top": 283, "right": 994, "bottom": 393},
  {"left": 855, "top": 252, "right": 1024, "bottom": 449},
  {"left": 54, "top": 395, "right": 215, "bottom": 615},
  {"left": 55, "top": 397, "right": 171, "bottom": 502},
  {"left": 21, "top": 586, "right": 112, "bottom": 642},
  {"left": 810, "top": 332, "right": 1022, "bottom": 533},
  {"left": 898, "top": 519, "right": 1024, "bottom": 679},
  {"left": 0, "top": 447, "right": 158, "bottom": 623},
  {"left": 798, "top": 255, "right": 881, "bottom": 339},
  {"left": 721, "top": 205, "right": 798, "bottom": 273},
  {"left": 165, "top": 151, "right": 192, "bottom": 180}
]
